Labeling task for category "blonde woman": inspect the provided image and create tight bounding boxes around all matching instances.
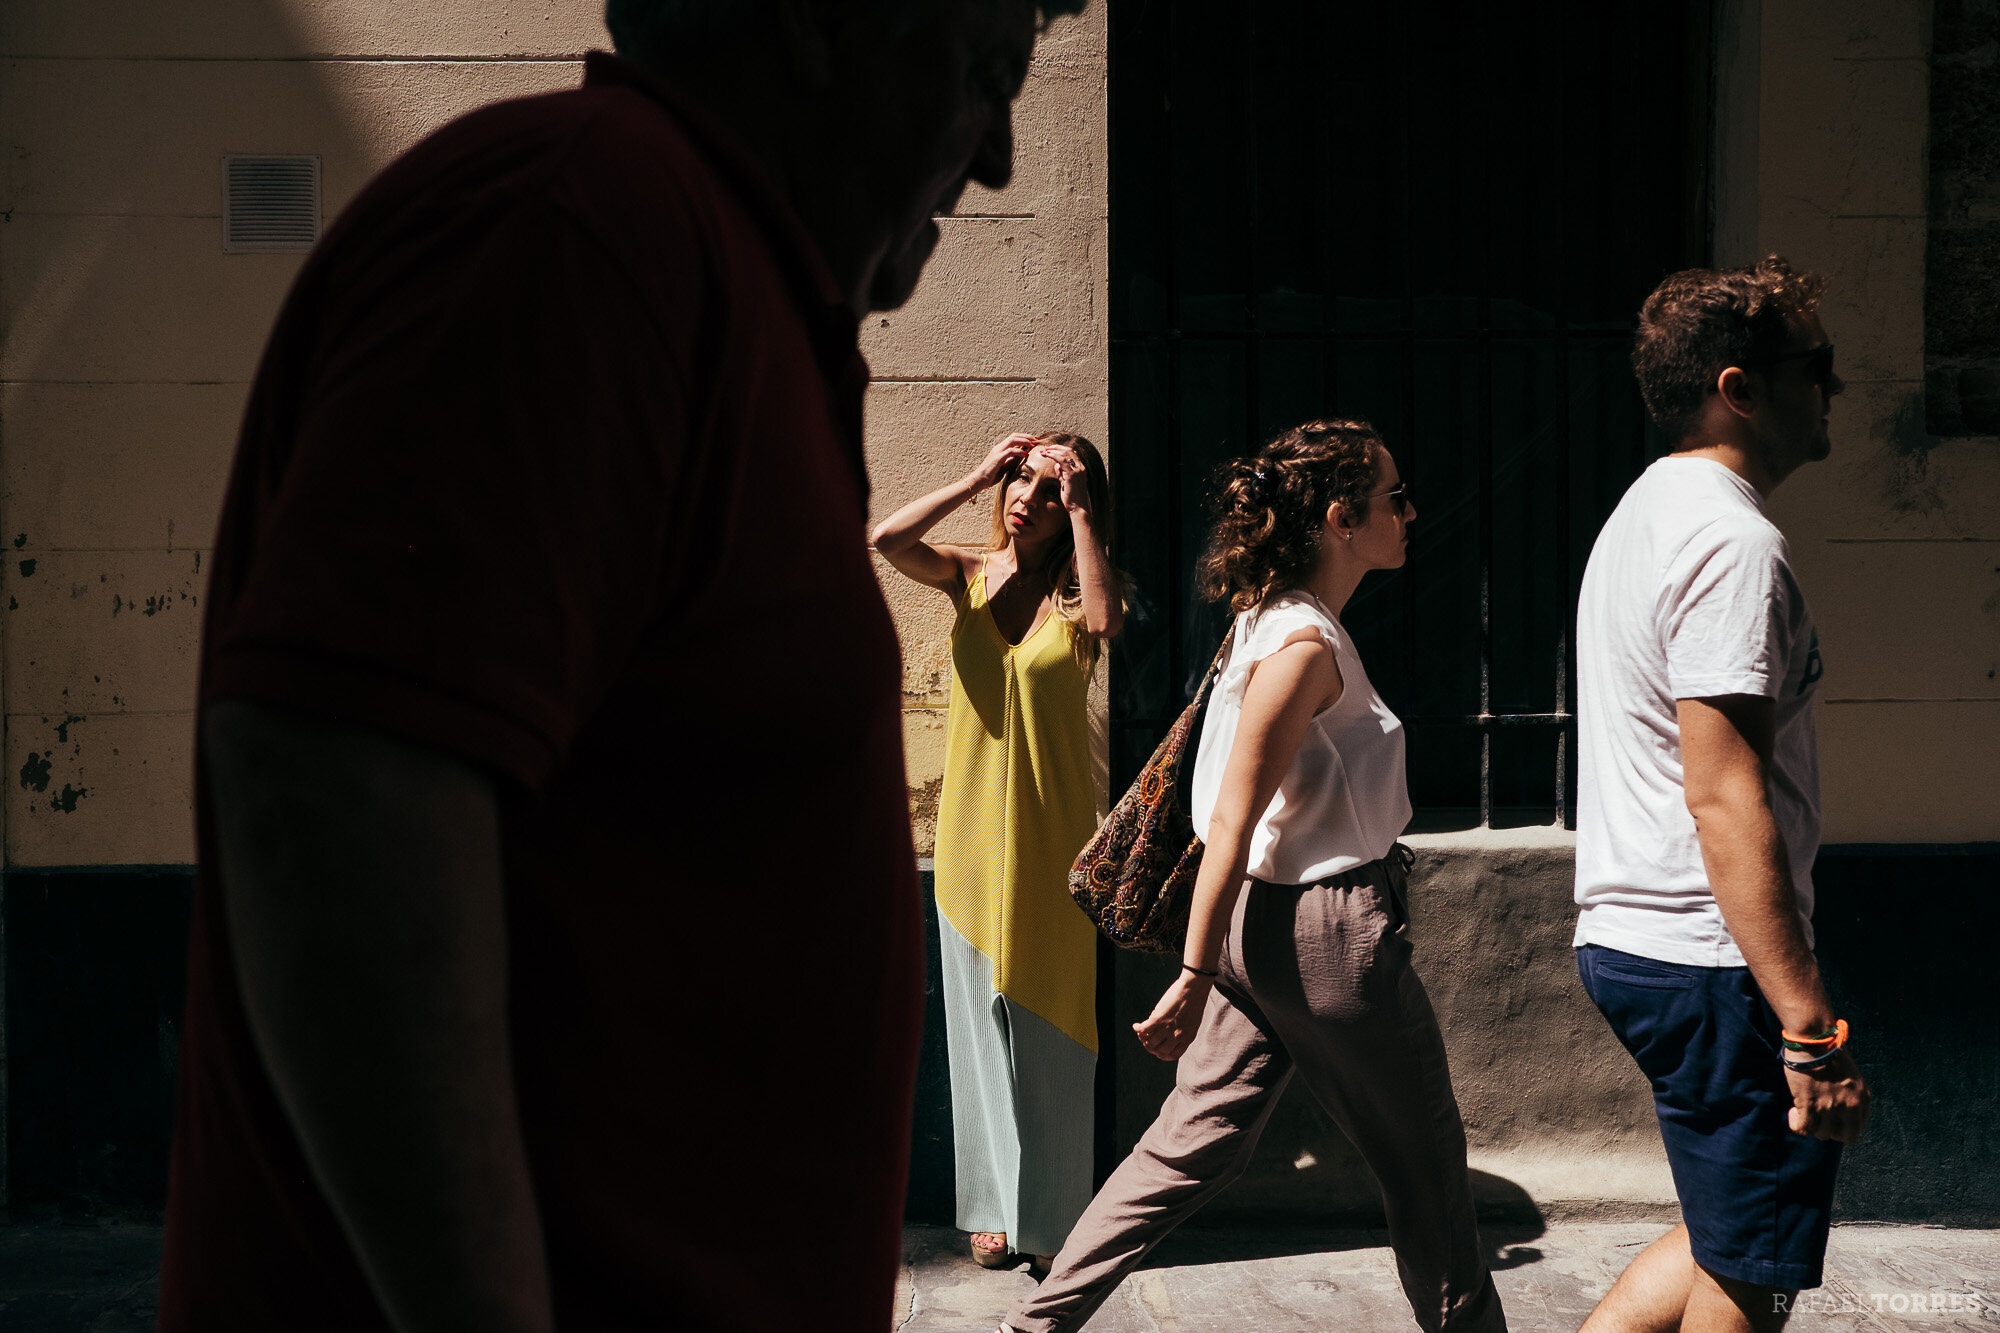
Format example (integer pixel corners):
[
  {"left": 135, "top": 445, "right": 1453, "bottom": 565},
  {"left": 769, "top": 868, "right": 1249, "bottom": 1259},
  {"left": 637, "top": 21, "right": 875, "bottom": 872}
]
[
  {"left": 872, "top": 431, "right": 1123, "bottom": 1271},
  {"left": 999, "top": 420, "right": 1503, "bottom": 1333}
]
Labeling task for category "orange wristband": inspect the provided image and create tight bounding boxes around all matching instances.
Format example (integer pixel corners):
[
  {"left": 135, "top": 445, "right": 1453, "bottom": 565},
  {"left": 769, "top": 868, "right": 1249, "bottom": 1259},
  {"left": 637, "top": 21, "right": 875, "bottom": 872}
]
[{"left": 1780, "top": 1018, "right": 1848, "bottom": 1052}]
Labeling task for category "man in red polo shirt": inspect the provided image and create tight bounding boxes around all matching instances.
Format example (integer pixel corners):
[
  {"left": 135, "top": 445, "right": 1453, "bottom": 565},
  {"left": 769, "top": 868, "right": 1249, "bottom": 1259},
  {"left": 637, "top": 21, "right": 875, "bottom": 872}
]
[{"left": 160, "top": 2, "right": 1084, "bottom": 1329}]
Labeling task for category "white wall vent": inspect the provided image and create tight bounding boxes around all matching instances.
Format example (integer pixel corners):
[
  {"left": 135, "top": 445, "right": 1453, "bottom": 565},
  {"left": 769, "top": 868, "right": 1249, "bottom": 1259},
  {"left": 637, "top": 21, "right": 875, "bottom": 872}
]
[{"left": 221, "top": 155, "right": 321, "bottom": 253}]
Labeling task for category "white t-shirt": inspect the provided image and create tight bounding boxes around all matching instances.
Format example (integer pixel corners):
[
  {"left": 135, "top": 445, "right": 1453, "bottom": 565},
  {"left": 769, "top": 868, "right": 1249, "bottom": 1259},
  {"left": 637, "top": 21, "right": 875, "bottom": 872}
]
[
  {"left": 1574, "top": 456, "right": 1823, "bottom": 967},
  {"left": 1190, "top": 592, "right": 1412, "bottom": 883}
]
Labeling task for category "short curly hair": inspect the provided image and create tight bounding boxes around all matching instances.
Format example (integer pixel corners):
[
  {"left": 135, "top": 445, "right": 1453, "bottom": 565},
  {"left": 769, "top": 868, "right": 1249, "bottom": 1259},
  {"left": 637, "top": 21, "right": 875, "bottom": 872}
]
[
  {"left": 1631, "top": 255, "right": 1827, "bottom": 443},
  {"left": 1196, "top": 419, "right": 1385, "bottom": 614}
]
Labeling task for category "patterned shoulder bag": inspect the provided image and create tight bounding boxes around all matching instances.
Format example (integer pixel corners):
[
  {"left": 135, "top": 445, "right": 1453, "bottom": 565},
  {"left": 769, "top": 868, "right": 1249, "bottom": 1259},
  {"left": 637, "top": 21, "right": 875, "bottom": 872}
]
[{"left": 1069, "top": 636, "right": 1231, "bottom": 953}]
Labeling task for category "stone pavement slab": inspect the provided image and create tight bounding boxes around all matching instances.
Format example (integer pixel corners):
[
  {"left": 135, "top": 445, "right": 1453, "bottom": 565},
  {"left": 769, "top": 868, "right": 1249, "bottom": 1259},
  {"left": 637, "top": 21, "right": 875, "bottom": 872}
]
[{"left": 895, "top": 1223, "right": 2000, "bottom": 1333}]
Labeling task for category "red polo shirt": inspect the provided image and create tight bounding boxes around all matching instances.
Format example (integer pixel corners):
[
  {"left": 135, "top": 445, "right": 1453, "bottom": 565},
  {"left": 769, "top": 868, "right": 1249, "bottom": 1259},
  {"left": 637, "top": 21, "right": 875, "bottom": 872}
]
[{"left": 162, "top": 53, "right": 922, "bottom": 1331}]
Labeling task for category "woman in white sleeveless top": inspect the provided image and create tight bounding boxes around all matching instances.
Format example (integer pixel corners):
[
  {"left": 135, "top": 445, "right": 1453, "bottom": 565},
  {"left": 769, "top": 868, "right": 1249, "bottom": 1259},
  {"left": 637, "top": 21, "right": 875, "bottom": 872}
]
[{"left": 1000, "top": 420, "right": 1506, "bottom": 1333}]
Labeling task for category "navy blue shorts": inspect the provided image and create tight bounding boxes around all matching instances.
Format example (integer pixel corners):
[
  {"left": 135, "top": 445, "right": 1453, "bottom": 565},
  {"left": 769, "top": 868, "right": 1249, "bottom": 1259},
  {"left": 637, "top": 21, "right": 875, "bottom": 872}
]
[{"left": 1577, "top": 944, "right": 1842, "bottom": 1290}]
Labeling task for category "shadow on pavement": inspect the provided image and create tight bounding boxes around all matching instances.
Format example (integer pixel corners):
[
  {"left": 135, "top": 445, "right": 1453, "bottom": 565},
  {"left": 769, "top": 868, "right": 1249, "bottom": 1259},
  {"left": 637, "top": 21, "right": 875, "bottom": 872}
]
[
  {"left": 1123, "top": 1169, "right": 1547, "bottom": 1271},
  {"left": 0, "top": 1219, "right": 162, "bottom": 1332}
]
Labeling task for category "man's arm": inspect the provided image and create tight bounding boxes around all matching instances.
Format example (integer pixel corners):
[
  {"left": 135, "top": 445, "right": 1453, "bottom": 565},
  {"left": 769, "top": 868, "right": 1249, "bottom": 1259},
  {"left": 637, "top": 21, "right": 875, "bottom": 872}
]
[
  {"left": 204, "top": 700, "right": 553, "bottom": 1333},
  {"left": 1678, "top": 694, "right": 1869, "bottom": 1143}
]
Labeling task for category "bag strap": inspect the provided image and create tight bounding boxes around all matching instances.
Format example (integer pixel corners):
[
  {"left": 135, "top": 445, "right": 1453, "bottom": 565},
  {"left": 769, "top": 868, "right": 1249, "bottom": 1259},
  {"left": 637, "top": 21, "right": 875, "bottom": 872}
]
[{"left": 1189, "top": 631, "right": 1232, "bottom": 708}]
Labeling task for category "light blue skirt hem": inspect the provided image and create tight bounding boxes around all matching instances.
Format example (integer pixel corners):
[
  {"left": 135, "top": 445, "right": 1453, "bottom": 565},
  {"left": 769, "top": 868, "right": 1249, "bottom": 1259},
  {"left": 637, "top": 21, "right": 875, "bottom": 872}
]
[{"left": 936, "top": 914, "right": 1097, "bottom": 1256}]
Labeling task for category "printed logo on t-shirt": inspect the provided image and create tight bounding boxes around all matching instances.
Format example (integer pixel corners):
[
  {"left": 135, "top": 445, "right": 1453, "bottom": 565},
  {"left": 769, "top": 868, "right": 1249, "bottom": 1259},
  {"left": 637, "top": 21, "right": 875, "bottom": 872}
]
[{"left": 1799, "top": 629, "right": 1822, "bottom": 697}]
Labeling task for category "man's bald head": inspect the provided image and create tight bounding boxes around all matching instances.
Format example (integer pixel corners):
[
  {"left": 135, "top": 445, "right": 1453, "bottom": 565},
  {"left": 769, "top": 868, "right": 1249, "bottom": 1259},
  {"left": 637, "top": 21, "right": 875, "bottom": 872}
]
[
  {"left": 602, "top": 0, "right": 1088, "bottom": 318},
  {"left": 605, "top": 0, "right": 1087, "bottom": 66}
]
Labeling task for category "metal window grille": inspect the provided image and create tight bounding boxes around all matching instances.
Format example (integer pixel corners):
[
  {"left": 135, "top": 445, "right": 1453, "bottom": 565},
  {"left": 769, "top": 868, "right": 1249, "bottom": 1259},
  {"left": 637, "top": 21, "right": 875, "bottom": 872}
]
[
  {"left": 221, "top": 155, "right": 321, "bottom": 253},
  {"left": 1106, "top": 0, "right": 1711, "bottom": 829}
]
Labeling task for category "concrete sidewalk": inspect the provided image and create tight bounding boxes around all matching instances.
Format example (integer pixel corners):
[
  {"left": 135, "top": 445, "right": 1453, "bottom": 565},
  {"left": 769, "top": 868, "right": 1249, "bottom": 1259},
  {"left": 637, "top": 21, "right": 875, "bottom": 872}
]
[
  {"left": 1, "top": 1217, "right": 1992, "bottom": 1330},
  {"left": 896, "top": 1222, "right": 2000, "bottom": 1333}
]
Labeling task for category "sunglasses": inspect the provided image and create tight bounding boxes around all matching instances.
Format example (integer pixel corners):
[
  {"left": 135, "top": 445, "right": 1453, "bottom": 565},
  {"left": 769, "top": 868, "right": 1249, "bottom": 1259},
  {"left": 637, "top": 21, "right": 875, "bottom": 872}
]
[
  {"left": 1369, "top": 481, "right": 1414, "bottom": 514},
  {"left": 1748, "top": 343, "right": 1837, "bottom": 389}
]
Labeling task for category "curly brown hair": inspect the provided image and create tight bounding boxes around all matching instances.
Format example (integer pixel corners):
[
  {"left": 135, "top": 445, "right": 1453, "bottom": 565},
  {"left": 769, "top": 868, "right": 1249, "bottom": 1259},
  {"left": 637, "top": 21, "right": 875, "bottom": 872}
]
[
  {"left": 1195, "top": 419, "right": 1385, "bottom": 614},
  {"left": 1632, "top": 255, "right": 1828, "bottom": 443}
]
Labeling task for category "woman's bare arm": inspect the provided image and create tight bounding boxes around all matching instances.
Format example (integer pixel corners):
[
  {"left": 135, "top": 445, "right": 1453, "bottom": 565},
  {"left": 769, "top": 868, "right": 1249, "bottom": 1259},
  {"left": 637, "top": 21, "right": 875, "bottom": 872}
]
[
  {"left": 870, "top": 433, "right": 1035, "bottom": 595},
  {"left": 1133, "top": 631, "right": 1342, "bottom": 1060},
  {"left": 1050, "top": 446, "right": 1124, "bottom": 637}
]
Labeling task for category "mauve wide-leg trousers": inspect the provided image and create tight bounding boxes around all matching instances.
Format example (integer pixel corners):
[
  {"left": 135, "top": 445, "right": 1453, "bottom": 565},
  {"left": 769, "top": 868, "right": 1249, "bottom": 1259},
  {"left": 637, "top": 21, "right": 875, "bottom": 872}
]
[{"left": 1005, "top": 853, "right": 1507, "bottom": 1333}]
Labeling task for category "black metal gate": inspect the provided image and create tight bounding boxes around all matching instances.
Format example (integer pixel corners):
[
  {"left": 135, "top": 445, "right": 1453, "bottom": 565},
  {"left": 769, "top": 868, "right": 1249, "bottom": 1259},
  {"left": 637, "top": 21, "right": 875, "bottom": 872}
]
[{"left": 1106, "top": 0, "right": 1712, "bottom": 827}]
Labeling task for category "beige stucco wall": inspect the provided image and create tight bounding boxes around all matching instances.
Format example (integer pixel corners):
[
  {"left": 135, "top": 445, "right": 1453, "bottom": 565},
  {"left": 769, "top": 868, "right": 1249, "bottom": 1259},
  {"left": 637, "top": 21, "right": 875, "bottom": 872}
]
[
  {"left": 0, "top": 3, "right": 604, "bottom": 866},
  {"left": 865, "top": 6, "right": 1110, "bottom": 856},
  {"left": 1729, "top": 0, "right": 1999, "bottom": 843}
]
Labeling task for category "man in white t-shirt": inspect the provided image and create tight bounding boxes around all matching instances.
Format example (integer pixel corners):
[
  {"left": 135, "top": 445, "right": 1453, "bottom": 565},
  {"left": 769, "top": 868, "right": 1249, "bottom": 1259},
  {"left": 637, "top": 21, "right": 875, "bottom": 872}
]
[{"left": 1573, "top": 257, "right": 1870, "bottom": 1333}]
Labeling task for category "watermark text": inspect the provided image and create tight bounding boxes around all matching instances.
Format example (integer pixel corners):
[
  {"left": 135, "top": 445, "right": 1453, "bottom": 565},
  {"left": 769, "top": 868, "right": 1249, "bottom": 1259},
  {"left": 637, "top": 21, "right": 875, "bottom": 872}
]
[{"left": 1774, "top": 1291, "right": 1988, "bottom": 1316}]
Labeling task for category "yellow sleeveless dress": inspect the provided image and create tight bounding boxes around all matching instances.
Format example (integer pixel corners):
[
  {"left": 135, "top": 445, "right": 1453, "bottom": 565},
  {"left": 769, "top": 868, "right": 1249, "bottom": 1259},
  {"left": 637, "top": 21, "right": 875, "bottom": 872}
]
[{"left": 932, "top": 565, "right": 1099, "bottom": 1253}]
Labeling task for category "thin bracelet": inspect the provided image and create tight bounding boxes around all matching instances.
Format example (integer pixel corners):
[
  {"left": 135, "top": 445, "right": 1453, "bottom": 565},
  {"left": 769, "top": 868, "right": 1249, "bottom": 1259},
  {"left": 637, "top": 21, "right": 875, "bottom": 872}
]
[
  {"left": 1181, "top": 962, "right": 1219, "bottom": 979},
  {"left": 1783, "top": 1045, "right": 1849, "bottom": 1074}
]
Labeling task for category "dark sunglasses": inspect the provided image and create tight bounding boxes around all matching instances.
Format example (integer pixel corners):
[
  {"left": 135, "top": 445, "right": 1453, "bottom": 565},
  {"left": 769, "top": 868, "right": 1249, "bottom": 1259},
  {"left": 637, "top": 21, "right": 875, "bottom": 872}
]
[
  {"left": 1369, "top": 481, "right": 1414, "bottom": 514},
  {"left": 1748, "top": 343, "right": 1837, "bottom": 388}
]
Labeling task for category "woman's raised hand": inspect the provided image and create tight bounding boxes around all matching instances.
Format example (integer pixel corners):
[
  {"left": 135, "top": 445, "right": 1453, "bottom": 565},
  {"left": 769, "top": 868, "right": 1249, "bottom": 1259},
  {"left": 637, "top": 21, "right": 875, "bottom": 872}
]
[
  {"left": 1132, "top": 970, "right": 1213, "bottom": 1062},
  {"left": 1038, "top": 443, "right": 1091, "bottom": 515},
  {"left": 973, "top": 433, "right": 1039, "bottom": 488}
]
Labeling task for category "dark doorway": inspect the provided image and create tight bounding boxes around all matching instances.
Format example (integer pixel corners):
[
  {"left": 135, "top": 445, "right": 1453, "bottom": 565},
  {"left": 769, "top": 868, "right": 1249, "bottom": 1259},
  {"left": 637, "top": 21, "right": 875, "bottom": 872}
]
[{"left": 1106, "top": 0, "right": 1712, "bottom": 827}]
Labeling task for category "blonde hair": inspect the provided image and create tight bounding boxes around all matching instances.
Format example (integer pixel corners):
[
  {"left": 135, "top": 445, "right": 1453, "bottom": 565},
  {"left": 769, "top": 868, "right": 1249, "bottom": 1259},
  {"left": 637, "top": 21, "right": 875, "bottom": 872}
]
[{"left": 986, "top": 432, "right": 1123, "bottom": 667}]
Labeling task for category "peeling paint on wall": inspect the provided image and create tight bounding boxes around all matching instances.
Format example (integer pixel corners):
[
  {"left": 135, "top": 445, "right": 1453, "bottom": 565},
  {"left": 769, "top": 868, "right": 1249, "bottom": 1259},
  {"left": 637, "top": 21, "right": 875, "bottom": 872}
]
[
  {"left": 16, "top": 715, "right": 95, "bottom": 816},
  {"left": 907, "top": 775, "right": 943, "bottom": 858},
  {"left": 902, "top": 676, "right": 950, "bottom": 707}
]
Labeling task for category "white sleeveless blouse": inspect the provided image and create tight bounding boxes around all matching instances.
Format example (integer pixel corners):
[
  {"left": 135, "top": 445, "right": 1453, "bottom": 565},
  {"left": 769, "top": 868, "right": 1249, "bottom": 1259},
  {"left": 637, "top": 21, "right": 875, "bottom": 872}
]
[{"left": 1189, "top": 592, "right": 1411, "bottom": 883}]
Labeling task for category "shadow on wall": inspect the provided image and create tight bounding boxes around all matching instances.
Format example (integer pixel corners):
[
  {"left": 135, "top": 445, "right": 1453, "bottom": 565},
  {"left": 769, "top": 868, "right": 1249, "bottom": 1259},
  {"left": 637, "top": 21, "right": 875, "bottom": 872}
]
[
  {"left": 3, "top": 869, "right": 194, "bottom": 1217},
  {"left": 1, "top": 0, "right": 379, "bottom": 1223},
  {"left": 1, "top": 0, "right": 377, "bottom": 872},
  {"left": 1812, "top": 844, "right": 2000, "bottom": 1225},
  {"left": 1, "top": 2, "right": 598, "bottom": 867},
  {"left": 1, "top": 0, "right": 377, "bottom": 417},
  {"left": 2, "top": 1, "right": 602, "bottom": 1215},
  {"left": 2, "top": 0, "right": 589, "bottom": 386}
]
